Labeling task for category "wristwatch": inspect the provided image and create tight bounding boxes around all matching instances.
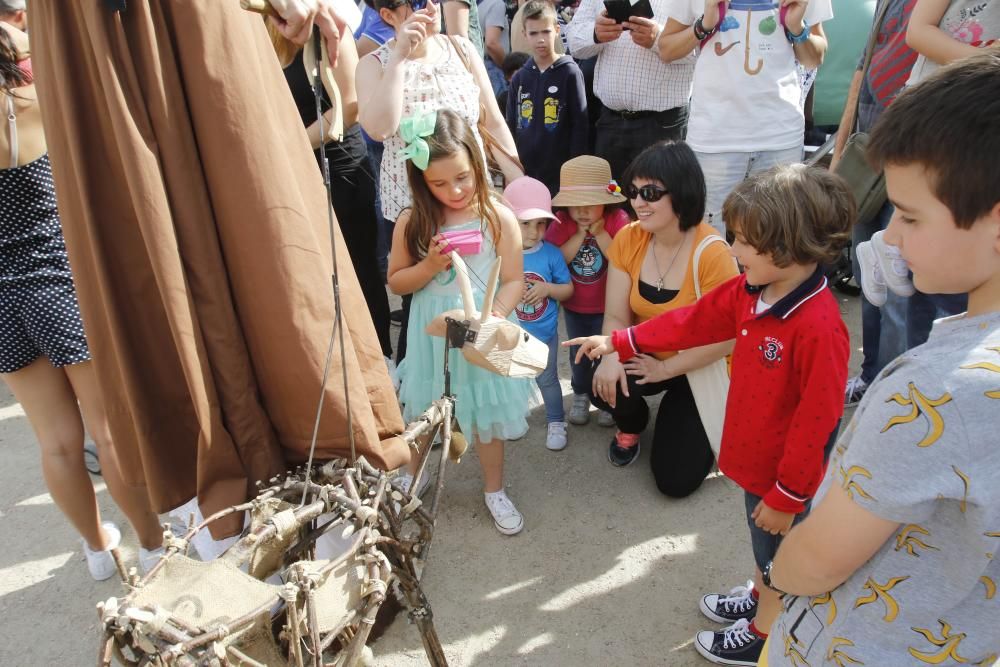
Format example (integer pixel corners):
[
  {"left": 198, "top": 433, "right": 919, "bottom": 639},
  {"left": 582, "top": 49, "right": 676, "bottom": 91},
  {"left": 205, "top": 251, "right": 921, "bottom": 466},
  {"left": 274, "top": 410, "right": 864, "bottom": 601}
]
[
  {"left": 762, "top": 559, "right": 783, "bottom": 593},
  {"left": 785, "top": 20, "right": 811, "bottom": 44}
]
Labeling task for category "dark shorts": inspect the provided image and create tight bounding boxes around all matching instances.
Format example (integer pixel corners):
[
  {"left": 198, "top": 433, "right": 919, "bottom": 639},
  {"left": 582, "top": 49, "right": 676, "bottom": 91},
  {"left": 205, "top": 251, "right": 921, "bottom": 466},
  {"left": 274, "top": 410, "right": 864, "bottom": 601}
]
[{"left": 744, "top": 491, "right": 810, "bottom": 573}]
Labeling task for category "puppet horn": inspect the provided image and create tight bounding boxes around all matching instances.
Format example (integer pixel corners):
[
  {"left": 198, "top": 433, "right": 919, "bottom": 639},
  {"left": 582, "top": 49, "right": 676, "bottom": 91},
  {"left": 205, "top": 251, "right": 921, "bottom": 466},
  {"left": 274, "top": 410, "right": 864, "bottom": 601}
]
[
  {"left": 450, "top": 252, "right": 477, "bottom": 320},
  {"left": 479, "top": 257, "right": 502, "bottom": 324}
]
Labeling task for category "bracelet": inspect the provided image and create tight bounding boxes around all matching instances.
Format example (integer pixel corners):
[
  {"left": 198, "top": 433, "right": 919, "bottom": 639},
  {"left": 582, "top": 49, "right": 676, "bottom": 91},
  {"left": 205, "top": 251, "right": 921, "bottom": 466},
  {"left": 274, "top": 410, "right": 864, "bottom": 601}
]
[
  {"left": 785, "top": 19, "right": 810, "bottom": 44},
  {"left": 693, "top": 15, "right": 718, "bottom": 42}
]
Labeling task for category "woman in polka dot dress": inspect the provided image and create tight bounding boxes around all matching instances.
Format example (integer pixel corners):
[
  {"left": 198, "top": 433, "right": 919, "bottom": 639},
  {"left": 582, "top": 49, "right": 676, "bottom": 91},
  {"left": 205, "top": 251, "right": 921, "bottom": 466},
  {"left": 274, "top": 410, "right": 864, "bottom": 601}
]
[{"left": 0, "top": 23, "right": 162, "bottom": 580}]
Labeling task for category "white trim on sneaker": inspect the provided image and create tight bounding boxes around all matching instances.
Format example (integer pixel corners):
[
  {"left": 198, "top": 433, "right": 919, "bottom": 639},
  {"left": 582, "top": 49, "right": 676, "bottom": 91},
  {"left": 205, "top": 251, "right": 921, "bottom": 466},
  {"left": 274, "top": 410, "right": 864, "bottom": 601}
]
[
  {"left": 856, "top": 241, "right": 888, "bottom": 307},
  {"left": 845, "top": 374, "right": 868, "bottom": 408},
  {"left": 484, "top": 490, "right": 523, "bottom": 535},
  {"left": 699, "top": 580, "right": 757, "bottom": 623},
  {"left": 568, "top": 393, "right": 590, "bottom": 425},
  {"left": 83, "top": 522, "right": 121, "bottom": 581},
  {"left": 871, "top": 231, "right": 915, "bottom": 297},
  {"left": 546, "top": 421, "right": 568, "bottom": 451}
]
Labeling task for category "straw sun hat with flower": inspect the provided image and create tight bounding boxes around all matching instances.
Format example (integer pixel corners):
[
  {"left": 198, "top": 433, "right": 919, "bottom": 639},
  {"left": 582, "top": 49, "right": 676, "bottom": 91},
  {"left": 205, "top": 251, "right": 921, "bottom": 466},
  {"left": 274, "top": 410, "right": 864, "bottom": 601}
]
[{"left": 551, "top": 156, "right": 627, "bottom": 208}]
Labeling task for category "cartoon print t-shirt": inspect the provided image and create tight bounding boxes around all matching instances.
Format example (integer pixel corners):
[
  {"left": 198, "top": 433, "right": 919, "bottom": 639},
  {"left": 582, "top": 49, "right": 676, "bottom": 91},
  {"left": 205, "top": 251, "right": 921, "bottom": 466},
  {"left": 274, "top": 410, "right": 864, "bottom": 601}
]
[
  {"left": 768, "top": 311, "right": 1000, "bottom": 666},
  {"left": 516, "top": 241, "right": 572, "bottom": 343},
  {"left": 545, "top": 208, "right": 630, "bottom": 314},
  {"left": 668, "top": 0, "right": 834, "bottom": 153},
  {"left": 907, "top": 0, "right": 999, "bottom": 85}
]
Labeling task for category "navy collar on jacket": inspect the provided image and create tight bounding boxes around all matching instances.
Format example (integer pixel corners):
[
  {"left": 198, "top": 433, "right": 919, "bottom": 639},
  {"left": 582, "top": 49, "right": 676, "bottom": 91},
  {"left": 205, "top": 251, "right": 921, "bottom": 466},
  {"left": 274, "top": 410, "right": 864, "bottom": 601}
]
[{"left": 745, "top": 266, "right": 828, "bottom": 320}]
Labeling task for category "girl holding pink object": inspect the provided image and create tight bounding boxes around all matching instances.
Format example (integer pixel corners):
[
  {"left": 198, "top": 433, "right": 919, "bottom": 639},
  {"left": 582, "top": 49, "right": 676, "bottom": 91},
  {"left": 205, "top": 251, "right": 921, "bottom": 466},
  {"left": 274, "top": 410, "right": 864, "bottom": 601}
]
[{"left": 388, "top": 110, "right": 534, "bottom": 535}]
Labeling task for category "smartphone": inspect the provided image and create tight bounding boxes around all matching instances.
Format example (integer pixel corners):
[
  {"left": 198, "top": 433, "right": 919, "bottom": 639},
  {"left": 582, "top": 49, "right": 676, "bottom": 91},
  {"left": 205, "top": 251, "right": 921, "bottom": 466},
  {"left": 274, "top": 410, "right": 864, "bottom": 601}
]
[{"left": 603, "top": 0, "right": 654, "bottom": 25}]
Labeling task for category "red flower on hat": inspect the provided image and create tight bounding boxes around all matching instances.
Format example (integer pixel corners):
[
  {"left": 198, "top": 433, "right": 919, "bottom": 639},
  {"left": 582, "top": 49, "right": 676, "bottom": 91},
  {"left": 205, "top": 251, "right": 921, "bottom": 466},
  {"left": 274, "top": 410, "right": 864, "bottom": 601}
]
[{"left": 607, "top": 180, "right": 621, "bottom": 194}]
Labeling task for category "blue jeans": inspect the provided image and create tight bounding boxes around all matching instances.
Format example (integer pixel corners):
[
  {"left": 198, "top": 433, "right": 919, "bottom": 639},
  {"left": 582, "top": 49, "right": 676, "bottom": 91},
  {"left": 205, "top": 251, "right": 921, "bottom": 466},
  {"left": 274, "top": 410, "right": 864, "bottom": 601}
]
[
  {"left": 695, "top": 147, "right": 804, "bottom": 236},
  {"left": 854, "top": 201, "right": 907, "bottom": 383},
  {"left": 744, "top": 492, "right": 809, "bottom": 572},
  {"left": 563, "top": 309, "right": 603, "bottom": 396},
  {"left": 485, "top": 59, "right": 508, "bottom": 98},
  {"left": 907, "top": 291, "right": 967, "bottom": 349},
  {"left": 535, "top": 335, "right": 565, "bottom": 423}
]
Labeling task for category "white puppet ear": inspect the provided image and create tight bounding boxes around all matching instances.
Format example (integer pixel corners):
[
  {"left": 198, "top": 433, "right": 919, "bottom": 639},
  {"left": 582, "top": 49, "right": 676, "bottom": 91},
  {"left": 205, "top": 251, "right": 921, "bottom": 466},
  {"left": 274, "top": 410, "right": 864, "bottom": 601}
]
[
  {"left": 479, "top": 256, "right": 502, "bottom": 324},
  {"left": 449, "top": 251, "right": 477, "bottom": 320}
]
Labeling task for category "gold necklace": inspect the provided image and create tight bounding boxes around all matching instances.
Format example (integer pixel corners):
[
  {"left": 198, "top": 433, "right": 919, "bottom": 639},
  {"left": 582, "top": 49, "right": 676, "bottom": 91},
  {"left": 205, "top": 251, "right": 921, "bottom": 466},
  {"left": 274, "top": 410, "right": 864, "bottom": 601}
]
[{"left": 651, "top": 232, "right": 687, "bottom": 291}]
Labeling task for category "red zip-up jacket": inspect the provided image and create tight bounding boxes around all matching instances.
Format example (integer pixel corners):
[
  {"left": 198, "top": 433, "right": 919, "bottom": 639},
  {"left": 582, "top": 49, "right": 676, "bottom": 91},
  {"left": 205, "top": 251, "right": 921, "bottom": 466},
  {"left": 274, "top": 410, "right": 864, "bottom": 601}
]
[{"left": 611, "top": 269, "right": 848, "bottom": 513}]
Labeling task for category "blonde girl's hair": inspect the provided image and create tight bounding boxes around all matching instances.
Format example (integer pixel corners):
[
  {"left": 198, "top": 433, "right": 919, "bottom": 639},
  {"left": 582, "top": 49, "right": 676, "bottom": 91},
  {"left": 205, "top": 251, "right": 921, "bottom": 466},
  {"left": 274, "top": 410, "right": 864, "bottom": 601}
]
[
  {"left": 263, "top": 15, "right": 299, "bottom": 67},
  {"left": 404, "top": 109, "right": 502, "bottom": 261}
]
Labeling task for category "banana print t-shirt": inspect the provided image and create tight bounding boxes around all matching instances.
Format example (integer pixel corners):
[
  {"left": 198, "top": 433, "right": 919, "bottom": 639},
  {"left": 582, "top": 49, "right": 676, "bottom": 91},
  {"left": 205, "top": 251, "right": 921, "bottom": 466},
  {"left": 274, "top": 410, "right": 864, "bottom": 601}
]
[{"left": 769, "top": 311, "right": 1000, "bottom": 666}]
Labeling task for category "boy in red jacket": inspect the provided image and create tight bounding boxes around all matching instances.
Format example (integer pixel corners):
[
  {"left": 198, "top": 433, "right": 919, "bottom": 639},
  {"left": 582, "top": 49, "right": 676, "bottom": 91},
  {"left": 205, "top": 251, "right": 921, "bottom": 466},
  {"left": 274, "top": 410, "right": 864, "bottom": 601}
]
[{"left": 566, "top": 164, "right": 854, "bottom": 666}]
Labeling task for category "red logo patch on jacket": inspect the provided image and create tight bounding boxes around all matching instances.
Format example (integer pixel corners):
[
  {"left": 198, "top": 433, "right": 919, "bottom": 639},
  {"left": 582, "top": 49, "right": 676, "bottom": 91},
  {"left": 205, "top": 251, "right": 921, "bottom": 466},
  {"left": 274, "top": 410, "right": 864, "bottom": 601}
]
[{"left": 758, "top": 336, "right": 784, "bottom": 368}]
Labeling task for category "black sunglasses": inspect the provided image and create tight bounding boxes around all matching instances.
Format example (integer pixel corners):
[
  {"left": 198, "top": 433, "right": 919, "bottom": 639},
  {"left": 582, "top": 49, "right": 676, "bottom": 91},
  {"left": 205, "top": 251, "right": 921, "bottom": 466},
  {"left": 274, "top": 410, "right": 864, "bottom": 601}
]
[
  {"left": 624, "top": 184, "right": 669, "bottom": 203},
  {"left": 383, "top": 0, "right": 426, "bottom": 10}
]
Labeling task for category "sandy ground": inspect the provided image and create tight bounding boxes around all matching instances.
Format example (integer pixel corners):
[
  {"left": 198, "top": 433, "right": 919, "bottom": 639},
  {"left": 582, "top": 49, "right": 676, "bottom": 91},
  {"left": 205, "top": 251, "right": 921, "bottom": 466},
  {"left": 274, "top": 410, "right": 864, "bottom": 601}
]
[{"left": 0, "top": 290, "right": 861, "bottom": 667}]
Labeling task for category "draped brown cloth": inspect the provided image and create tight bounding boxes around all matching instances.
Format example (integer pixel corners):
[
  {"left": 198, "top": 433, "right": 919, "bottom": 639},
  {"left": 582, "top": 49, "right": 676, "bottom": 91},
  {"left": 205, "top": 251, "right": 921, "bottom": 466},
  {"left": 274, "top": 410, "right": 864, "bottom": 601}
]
[{"left": 30, "top": 1, "right": 409, "bottom": 537}]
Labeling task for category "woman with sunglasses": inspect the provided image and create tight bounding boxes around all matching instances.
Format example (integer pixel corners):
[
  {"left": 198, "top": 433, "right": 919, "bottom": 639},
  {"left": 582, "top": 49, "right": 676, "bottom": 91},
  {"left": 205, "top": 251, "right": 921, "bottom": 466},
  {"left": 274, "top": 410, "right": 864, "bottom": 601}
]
[
  {"left": 356, "top": 0, "right": 520, "bottom": 361},
  {"left": 591, "top": 141, "right": 738, "bottom": 495}
]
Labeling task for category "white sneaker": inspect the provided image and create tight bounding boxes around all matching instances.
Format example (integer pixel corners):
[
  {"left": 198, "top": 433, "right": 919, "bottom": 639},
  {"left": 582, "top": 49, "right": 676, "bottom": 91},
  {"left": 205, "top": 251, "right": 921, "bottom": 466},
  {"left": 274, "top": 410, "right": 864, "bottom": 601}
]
[
  {"left": 139, "top": 546, "right": 165, "bottom": 575},
  {"left": 484, "top": 490, "right": 524, "bottom": 535},
  {"left": 83, "top": 522, "right": 121, "bottom": 581},
  {"left": 545, "top": 421, "right": 568, "bottom": 451},
  {"left": 597, "top": 410, "right": 615, "bottom": 427},
  {"left": 397, "top": 471, "right": 430, "bottom": 498},
  {"left": 856, "top": 240, "right": 887, "bottom": 307},
  {"left": 568, "top": 393, "right": 590, "bottom": 425},
  {"left": 871, "top": 231, "right": 915, "bottom": 297}
]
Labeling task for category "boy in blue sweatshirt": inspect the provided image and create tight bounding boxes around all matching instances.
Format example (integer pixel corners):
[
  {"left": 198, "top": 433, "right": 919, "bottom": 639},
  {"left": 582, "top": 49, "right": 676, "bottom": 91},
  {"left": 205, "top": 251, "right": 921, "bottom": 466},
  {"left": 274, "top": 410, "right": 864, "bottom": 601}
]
[{"left": 505, "top": 0, "right": 588, "bottom": 196}]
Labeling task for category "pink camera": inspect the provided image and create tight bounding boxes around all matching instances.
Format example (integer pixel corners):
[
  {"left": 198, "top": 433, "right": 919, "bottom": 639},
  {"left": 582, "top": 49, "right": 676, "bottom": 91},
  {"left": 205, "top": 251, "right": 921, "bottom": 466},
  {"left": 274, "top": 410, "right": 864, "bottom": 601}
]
[{"left": 440, "top": 229, "right": 483, "bottom": 257}]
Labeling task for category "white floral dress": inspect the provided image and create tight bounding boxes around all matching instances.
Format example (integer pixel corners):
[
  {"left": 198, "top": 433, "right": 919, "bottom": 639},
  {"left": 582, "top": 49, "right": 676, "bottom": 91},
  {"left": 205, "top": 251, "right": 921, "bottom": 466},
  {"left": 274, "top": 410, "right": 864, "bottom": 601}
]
[{"left": 372, "top": 36, "right": 485, "bottom": 223}]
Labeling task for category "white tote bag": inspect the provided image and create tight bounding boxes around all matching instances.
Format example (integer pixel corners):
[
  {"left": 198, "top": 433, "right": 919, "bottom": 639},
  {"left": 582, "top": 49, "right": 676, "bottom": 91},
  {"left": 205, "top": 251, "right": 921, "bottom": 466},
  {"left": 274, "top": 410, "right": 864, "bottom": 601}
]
[{"left": 682, "top": 235, "right": 733, "bottom": 458}]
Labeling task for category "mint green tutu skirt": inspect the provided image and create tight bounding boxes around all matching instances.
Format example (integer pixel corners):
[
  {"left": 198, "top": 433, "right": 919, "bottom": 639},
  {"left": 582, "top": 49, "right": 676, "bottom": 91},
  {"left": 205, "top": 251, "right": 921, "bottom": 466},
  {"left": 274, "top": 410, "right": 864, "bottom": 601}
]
[{"left": 397, "top": 278, "right": 537, "bottom": 443}]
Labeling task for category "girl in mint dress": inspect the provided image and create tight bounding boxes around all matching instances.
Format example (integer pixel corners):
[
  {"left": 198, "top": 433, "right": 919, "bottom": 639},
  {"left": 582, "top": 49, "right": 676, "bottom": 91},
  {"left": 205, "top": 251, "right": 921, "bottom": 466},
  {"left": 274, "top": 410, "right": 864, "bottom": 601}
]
[{"left": 387, "top": 109, "right": 534, "bottom": 536}]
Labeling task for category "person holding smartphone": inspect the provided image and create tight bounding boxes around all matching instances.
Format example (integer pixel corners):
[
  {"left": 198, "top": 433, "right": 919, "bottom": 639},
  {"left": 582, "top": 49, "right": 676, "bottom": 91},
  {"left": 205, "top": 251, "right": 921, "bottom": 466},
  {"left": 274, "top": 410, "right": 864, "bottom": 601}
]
[
  {"left": 565, "top": 0, "right": 695, "bottom": 183},
  {"left": 658, "top": 0, "right": 832, "bottom": 238}
]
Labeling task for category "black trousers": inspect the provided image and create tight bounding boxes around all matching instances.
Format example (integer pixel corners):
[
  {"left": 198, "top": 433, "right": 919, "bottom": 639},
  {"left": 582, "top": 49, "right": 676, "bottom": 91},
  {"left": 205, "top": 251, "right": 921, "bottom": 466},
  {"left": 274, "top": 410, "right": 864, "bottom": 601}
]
[
  {"left": 589, "top": 365, "right": 714, "bottom": 498},
  {"left": 321, "top": 124, "right": 392, "bottom": 358},
  {"left": 593, "top": 106, "right": 689, "bottom": 184}
]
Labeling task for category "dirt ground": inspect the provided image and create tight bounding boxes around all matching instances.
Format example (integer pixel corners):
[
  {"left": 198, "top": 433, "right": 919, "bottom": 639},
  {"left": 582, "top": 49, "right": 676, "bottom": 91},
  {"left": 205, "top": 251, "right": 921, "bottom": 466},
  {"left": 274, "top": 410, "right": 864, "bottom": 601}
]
[{"left": 0, "top": 291, "right": 861, "bottom": 666}]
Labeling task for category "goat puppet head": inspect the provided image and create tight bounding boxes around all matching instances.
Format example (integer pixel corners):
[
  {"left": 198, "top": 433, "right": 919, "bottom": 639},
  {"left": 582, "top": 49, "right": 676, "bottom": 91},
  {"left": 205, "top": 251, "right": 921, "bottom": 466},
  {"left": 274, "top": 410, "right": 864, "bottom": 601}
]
[{"left": 425, "top": 253, "right": 548, "bottom": 379}]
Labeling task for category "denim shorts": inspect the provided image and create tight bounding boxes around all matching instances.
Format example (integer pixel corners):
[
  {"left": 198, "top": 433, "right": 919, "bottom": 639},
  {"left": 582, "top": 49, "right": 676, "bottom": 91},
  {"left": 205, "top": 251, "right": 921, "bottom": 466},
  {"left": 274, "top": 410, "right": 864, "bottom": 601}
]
[{"left": 744, "top": 491, "right": 810, "bottom": 573}]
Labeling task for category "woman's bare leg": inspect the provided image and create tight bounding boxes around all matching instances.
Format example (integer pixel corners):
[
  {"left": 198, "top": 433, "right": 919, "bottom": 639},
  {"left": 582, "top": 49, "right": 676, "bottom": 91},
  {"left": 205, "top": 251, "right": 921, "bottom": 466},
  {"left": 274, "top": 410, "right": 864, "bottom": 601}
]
[
  {"left": 64, "top": 361, "right": 162, "bottom": 549},
  {"left": 2, "top": 358, "right": 108, "bottom": 550}
]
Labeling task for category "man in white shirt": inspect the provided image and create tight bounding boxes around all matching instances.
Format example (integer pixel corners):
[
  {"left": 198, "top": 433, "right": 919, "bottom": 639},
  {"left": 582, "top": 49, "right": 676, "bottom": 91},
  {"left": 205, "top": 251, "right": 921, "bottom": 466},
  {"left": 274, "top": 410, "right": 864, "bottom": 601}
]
[{"left": 566, "top": 0, "right": 694, "bottom": 182}]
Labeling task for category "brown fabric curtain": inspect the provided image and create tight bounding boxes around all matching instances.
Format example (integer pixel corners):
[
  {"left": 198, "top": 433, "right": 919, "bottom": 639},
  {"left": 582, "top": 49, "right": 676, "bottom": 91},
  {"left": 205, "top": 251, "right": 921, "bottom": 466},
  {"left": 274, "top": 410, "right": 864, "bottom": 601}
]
[{"left": 30, "top": 0, "right": 408, "bottom": 537}]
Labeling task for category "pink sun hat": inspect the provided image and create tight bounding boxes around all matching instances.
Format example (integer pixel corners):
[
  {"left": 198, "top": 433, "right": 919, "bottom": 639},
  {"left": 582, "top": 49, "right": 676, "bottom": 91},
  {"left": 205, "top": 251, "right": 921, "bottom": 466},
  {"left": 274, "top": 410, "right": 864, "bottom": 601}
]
[{"left": 502, "top": 177, "right": 558, "bottom": 222}]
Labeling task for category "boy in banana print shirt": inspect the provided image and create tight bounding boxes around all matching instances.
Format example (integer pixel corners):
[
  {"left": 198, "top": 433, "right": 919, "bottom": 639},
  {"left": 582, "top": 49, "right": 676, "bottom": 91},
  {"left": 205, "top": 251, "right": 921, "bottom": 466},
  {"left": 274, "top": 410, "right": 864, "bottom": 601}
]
[{"left": 762, "top": 53, "right": 1000, "bottom": 666}]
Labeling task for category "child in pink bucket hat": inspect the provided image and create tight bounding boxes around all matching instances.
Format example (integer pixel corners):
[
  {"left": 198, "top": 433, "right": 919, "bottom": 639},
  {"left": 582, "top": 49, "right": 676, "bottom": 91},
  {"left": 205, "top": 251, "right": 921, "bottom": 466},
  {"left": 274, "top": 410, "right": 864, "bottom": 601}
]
[
  {"left": 503, "top": 177, "right": 574, "bottom": 450},
  {"left": 544, "top": 156, "right": 630, "bottom": 428}
]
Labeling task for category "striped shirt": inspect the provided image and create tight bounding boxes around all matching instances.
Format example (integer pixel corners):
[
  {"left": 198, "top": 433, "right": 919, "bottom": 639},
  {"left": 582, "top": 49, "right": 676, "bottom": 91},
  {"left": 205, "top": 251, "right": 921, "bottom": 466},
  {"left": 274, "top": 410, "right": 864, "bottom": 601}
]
[
  {"left": 858, "top": 0, "right": 918, "bottom": 118},
  {"left": 566, "top": 0, "right": 694, "bottom": 113}
]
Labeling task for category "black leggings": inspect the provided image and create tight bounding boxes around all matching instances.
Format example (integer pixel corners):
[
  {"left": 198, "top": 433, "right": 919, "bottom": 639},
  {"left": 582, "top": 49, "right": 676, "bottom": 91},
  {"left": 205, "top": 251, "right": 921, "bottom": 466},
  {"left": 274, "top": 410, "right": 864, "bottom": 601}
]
[
  {"left": 322, "top": 125, "right": 393, "bottom": 358},
  {"left": 589, "top": 365, "right": 715, "bottom": 498}
]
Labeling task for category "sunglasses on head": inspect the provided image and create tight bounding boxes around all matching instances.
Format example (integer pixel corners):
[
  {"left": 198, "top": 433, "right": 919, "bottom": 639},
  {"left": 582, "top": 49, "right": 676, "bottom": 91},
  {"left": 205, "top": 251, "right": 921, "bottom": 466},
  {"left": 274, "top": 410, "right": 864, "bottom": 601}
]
[
  {"left": 384, "top": 0, "right": 426, "bottom": 10},
  {"left": 624, "top": 183, "right": 669, "bottom": 203}
]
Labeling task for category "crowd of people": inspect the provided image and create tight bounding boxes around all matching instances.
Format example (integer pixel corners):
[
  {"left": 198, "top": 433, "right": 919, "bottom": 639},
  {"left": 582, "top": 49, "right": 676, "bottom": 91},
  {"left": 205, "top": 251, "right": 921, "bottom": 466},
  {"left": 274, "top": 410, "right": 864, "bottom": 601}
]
[{"left": 2, "top": 0, "right": 999, "bottom": 664}]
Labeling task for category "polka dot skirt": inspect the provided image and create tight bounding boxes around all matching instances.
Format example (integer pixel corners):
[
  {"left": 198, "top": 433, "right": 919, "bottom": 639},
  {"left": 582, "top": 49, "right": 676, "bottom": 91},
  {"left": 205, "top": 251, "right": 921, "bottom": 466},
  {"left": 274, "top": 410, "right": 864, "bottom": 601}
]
[{"left": 0, "top": 154, "right": 90, "bottom": 373}]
